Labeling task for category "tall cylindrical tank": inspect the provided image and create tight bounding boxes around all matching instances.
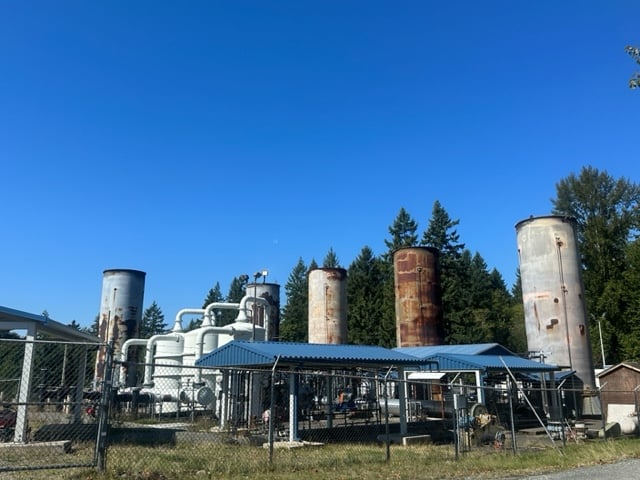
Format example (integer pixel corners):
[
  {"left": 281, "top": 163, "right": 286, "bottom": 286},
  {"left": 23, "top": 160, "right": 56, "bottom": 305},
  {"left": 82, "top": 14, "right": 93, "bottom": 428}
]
[
  {"left": 94, "top": 269, "right": 146, "bottom": 386},
  {"left": 393, "top": 246, "right": 444, "bottom": 347},
  {"left": 246, "top": 282, "right": 281, "bottom": 341},
  {"left": 308, "top": 268, "right": 347, "bottom": 344},
  {"left": 516, "top": 216, "right": 596, "bottom": 392}
]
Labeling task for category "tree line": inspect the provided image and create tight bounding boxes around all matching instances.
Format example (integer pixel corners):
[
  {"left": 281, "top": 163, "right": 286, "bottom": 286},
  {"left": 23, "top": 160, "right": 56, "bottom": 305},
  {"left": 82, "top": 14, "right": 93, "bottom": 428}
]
[{"left": 63, "top": 166, "right": 639, "bottom": 367}]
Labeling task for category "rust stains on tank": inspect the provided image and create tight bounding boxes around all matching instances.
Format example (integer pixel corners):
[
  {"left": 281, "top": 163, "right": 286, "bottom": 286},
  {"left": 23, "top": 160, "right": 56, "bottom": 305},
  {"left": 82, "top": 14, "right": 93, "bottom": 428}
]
[{"left": 393, "top": 247, "right": 443, "bottom": 347}]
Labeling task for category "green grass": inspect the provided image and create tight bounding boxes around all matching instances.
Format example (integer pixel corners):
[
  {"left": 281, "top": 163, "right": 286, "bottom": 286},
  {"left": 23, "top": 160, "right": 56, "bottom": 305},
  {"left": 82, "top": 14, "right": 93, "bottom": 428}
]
[{"left": 5, "top": 437, "right": 640, "bottom": 480}]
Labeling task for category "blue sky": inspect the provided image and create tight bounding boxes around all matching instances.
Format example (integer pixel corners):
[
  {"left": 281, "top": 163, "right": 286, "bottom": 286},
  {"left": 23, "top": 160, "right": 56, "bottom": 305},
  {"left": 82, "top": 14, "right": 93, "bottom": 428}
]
[{"left": 1, "top": 1, "right": 637, "bottom": 328}]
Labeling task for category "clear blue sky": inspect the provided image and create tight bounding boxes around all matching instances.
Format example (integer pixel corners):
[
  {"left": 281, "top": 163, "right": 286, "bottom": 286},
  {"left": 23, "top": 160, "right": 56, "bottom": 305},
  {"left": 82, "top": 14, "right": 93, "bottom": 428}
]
[{"left": 1, "top": 1, "right": 637, "bottom": 328}]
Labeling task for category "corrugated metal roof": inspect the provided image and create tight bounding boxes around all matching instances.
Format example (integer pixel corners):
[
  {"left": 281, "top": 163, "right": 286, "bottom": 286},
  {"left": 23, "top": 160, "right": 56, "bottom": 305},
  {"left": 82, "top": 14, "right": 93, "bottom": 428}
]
[
  {"left": 0, "top": 305, "right": 101, "bottom": 343},
  {"left": 395, "top": 343, "right": 516, "bottom": 358},
  {"left": 418, "top": 353, "right": 558, "bottom": 373},
  {"left": 195, "top": 340, "right": 430, "bottom": 368}
]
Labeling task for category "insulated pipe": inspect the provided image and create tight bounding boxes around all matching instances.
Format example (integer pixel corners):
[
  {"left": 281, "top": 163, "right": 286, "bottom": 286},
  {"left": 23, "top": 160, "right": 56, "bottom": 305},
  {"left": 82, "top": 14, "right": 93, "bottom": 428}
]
[
  {"left": 203, "top": 302, "right": 240, "bottom": 326},
  {"left": 143, "top": 333, "right": 183, "bottom": 385},
  {"left": 119, "top": 338, "right": 149, "bottom": 386},
  {"left": 235, "top": 296, "right": 269, "bottom": 323},
  {"left": 173, "top": 308, "right": 205, "bottom": 332},
  {"left": 193, "top": 325, "right": 237, "bottom": 383}
]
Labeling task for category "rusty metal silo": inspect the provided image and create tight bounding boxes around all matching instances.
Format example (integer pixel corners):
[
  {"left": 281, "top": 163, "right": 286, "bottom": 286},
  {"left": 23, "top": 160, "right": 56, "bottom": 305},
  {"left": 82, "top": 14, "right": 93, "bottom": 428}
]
[
  {"left": 308, "top": 268, "right": 347, "bottom": 344},
  {"left": 94, "top": 269, "right": 146, "bottom": 386},
  {"left": 393, "top": 246, "right": 443, "bottom": 347},
  {"left": 516, "top": 215, "right": 596, "bottom": 395},
  {"left": 246, "top": 282, "right": 281, "bottom": 341}
]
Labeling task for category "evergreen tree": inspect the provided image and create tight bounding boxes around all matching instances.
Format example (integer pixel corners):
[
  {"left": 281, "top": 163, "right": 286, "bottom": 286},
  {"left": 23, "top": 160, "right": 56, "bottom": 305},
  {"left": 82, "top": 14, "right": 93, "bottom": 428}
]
[
  {"left": 626, "top": 45, "right": 640, "bottom": 89},
  {"left": 323, "top": 247, "right": 341, "bottom": 268},
  {"left": 421, "top": 202, "right": 467, "bottom": 345},
  {"left": 202, "top": 282, "right": 224, "bottom": 308},
  {"left": 202, "top": 282, "right": 225, "bottom": 325},
  {"left": 347, "top": 246, "right": 385, "bottom": 345},
  {"left": 220, "top": 275, "right": 249, "bottom": 326},
  {"left": 82, "top": 315, "right": 100, "bottom": 336},
  {"left": 279, "top": 258, "right": 309, "bottom": 342},
  {"left": 139, "top": 301, "right": 167, "bottom": 338},
  {"left": 421, "top": 200, "right": 465, "bottom": 259},
  {"left": 384, "top": 207, "right": 418, "bottom": 255},
  {"left": 68, "top": 320, "right": 81, "bottom": 330}
]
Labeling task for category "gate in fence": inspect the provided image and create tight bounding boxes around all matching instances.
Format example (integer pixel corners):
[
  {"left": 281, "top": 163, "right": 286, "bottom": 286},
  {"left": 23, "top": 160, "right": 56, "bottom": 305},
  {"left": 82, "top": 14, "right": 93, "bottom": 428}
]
[{"left": 0, "top": 336, "right": 104, "bottom": 473}]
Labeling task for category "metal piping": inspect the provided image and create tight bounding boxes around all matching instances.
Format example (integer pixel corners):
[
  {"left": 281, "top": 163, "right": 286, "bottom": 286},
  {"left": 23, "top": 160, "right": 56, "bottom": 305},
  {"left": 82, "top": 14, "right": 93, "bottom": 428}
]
[
  {"left": 172, "top": 308, "right": 205, "bottom": 332},
  {"left": 235, "top": 296, "right": 269, "bottom": 323},
  {"left": 143, "top": 333, "right": 183, "bottom": 385},
  {"left": 202, "top": 302, "right": 240, "bottom": 326},
  {"left": 118, "top": 338, "right": 149, "bottom": 386}
]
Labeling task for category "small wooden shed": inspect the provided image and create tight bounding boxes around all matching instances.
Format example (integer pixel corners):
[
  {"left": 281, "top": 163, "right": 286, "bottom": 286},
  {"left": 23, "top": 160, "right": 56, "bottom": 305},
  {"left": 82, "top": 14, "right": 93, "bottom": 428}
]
[{"left": 597, "top": 362, "right": 640, "bottom": 433}]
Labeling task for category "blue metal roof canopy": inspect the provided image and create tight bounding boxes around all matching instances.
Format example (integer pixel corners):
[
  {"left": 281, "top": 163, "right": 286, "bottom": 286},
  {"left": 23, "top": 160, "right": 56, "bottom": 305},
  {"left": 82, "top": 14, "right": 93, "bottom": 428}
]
[
  {"left": 196, "top": 340, "right": 432, "bottom": 369},
  {"left": 395, "top": 343, "right": 559, "bottom": 373},
  {"left": 419, "top": 353, "right": 559, "bottom": 373}
]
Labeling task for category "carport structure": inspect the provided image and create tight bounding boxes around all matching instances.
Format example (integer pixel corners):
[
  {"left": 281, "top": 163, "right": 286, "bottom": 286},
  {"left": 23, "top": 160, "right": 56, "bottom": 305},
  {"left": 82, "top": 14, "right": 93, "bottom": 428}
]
[
  {"left": 396, "top": 343, "right": 561, "bottom": 420},
  {"left": 195, "top": 340, "right": 434, "bottom": 442},
  {"left": 0, "top": 305, "right": 100, "bottom": 443}
]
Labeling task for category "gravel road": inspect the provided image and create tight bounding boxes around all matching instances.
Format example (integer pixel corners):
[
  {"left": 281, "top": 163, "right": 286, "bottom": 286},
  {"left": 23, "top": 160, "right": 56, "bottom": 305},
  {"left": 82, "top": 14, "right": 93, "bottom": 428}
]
[{"left": 507, "top": 458, "right": 640, "bottom": 479}]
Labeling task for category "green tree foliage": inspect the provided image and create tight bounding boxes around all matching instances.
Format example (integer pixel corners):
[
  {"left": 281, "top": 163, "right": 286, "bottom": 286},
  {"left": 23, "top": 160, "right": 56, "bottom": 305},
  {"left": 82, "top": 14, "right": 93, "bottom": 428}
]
[
  {"left": 384, "top": 207, "right": 418, "bottom": 255},
  {"left": 552, "top": 166, "right": 640, "bottom": 364},
  {"left": 323, "top": 247, "right": 341, "bottom": 268},
  {"left": 139, "top": 301, "right": 167, "bottom": 338},
  {"left": 68, "top": 320, "right": 81, "bottom": 330},
  {"left": 279, "top": 258, "right": 310, "bottom": 342},
  {"left": 347, "top": 246, "right": 386, "bottom": 345},
  {"left": 626, "top": 45, "right": 640, "bottom": 89},
  {"left": 201, "top": 282, "right": 225, "bottom": 325},
  {"left": 218, "top": 275, "right": 249, "bottom": 326},
  {"left": 421, "top": 202, "right": 468, "bottom": 344}
]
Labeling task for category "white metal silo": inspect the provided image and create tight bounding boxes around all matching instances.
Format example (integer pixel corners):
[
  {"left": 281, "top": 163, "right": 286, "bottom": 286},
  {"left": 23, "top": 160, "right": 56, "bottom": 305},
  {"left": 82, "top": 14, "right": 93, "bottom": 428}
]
[
  {"left": 516, "top": 216, "right": 596, "bottom": 394},
  {"left": 308, "top": 268, "right": 347, "bottom": 344},
  {"left": 94, "top": 269, "right": 146, "bottom": 387}
]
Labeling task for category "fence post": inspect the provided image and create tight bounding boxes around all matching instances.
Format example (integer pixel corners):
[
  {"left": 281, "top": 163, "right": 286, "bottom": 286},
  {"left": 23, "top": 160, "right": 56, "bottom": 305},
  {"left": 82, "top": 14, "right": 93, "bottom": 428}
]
[
  {"left": 383, "top": 367, "right": 393, "bottom": 462},
  {"left": 598, "top": 382, "right": 607, "bottom": 441},
  {"left": 268, "top": 355, "right": 280, "bottom": 464},
  {"left": 95, "top": 341, "right": 114, "bottom": 471}
]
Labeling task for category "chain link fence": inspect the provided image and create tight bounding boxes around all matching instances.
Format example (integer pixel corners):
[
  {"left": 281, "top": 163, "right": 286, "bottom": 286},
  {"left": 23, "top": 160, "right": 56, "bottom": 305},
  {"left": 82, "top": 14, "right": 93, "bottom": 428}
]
[
  {"left": 0, "top": 337, "right": 101, "bottom": 473},
  {"left": 2, "top": 338, "right": 635, "bottom": 478}
]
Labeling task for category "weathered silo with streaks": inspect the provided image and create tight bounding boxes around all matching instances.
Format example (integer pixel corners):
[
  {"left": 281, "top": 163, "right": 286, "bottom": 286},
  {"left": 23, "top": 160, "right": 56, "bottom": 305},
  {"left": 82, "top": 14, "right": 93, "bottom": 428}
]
[
  {"left": 246, "top": 282, "right": 281, "bottom": 340},
  {"left": 393, "top": 246, "right": 444, "bottom": 347},
  {"left": 308, "top": 268, "right": 347, "bottom": 344},
  {"left": 516, "top": 216, "right": 596, "bottom": 395},
  {"left": 94, "top": 269, "right": 146, "bottom": 387}
]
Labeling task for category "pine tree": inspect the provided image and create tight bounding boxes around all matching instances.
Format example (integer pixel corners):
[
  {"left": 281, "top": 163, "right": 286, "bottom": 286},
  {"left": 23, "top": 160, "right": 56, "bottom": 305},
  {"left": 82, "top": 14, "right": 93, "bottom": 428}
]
[
  {"left": 139, "top": 301, "right": 167, "bottom": 338},
  {"left": 421, "top": 202, "right": 466, "bottom": 345},
  {"left": 201, "top": 282, "right": 225, "bottom": 325},
  {"left": 279, "top": 258, "right": 309, "bottom": 342},
  {"left": 219, "top": 276, "right": 249, "bottom": 326},
  {"left": 347, "top": 246, "right": 385, "bottom": 345},
  {"left": 323, "top": 247, "right": 341, "bottom": 268},
  {"left": 384, "top": 207, "right": 418, "bottom": 255}
]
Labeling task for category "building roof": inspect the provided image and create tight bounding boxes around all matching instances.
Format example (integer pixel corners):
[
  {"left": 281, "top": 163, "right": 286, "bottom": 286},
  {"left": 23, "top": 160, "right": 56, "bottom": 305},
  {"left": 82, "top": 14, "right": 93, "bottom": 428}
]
[
  {"left": 597, "top": 362, "right": 640, "bottom": 377},
  {"left": 195, "top": 340, "right": 432, "bottom": 369},
  {"left": 0, "top": 305, "right": 100, "bottom": 343},
  {"left": 395, "top": 343, "right": 516, "bottom": 358},
  {"left": 421, "top": 353, "right": 559, "bottom": 373}
]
